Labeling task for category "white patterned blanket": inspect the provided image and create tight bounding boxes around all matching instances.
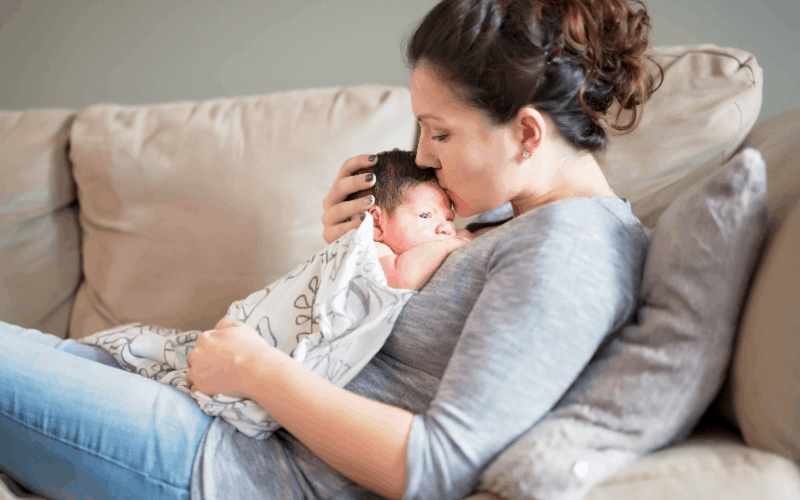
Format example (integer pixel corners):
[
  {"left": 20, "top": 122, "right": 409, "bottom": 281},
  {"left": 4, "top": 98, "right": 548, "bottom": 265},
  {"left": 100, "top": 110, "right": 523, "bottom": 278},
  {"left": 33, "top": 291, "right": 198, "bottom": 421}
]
[{"left": 78, "top": 215, "right": 416, "bottom": 439}]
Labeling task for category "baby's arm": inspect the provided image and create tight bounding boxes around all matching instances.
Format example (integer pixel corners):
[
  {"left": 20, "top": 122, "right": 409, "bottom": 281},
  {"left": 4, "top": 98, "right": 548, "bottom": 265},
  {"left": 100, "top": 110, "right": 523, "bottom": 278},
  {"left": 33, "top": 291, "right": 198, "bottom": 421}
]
[{"left": 376, "top": 238, "right": 469, "bottom": 291}]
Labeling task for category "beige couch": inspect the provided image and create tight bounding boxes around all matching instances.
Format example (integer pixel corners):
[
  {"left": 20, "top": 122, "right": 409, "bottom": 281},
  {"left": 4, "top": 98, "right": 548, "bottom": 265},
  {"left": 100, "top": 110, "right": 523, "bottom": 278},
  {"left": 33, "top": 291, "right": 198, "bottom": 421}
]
[{"left": 2, "top": 44, "right": 799, "bottom": 499}]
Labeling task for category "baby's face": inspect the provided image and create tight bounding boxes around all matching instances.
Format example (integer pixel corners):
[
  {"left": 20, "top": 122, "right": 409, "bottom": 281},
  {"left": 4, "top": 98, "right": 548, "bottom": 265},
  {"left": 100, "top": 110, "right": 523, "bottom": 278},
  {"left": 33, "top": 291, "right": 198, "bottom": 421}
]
[{"left": 380, "top": 182, "right": 457, "bottom": 254}]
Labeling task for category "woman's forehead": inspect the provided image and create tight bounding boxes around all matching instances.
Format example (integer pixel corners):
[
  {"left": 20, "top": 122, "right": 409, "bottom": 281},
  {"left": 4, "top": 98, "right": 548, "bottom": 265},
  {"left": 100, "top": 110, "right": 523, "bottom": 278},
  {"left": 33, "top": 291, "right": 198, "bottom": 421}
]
[
  {"left": 410, "top": 67, "right": 465, "bottom": 119},
  {"left": 411, "top": 66, "right": 495, "bottom": 130}
]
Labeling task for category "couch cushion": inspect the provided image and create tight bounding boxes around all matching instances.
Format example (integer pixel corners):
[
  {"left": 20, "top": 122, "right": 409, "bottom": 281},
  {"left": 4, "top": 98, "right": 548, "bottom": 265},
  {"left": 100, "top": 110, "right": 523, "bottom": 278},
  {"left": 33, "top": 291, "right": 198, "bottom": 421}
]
[
  {"left": 466, "top": 429, "right": 800, "bottom": 500},
  {"left": 67, "top": 85, "right": 417, "bottom": 339},
  {"left": 478, "top": 147, "right": 767, "bottom": 500},
  {"left": 597, "top": 44, "right": 762, "bottom": 227},
  {"left": 731, "top": 199, "right": 800, "bottom": 460},
  {"left": 0, "top": 109, "right": 80, "bottom": 339},
  {"left": 585, "top": 428, "right": 800, "bottom": 500},
  {"left": 741, "top": 106, "right": 800, "bottom": 241},
  {"left": 708, "top": 106, "right": 800, "bottom": 459}
]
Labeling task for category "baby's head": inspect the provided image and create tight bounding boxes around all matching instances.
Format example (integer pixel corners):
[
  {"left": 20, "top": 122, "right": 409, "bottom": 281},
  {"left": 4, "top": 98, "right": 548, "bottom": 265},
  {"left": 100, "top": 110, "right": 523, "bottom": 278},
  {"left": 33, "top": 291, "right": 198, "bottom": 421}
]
[{"left": 347, "top": 150, "right": 457, "bottom": 254}]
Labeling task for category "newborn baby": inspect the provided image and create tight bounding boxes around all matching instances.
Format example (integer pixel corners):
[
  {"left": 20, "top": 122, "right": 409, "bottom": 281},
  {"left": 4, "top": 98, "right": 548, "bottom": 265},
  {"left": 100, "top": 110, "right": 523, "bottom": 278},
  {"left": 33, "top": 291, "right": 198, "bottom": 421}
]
[
  {"left": 347, "top": 149, "right": 473, "bottom": 290},
  {"left": 79, "top": 149, "right": 474, "bottom": 439}
]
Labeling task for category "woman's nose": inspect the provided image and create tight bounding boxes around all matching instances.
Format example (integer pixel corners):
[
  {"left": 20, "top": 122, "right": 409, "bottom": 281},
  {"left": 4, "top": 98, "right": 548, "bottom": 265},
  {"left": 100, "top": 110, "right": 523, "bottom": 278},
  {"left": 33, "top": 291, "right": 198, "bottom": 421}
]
[{"left": 415, "top": 138, "right": 434, "bottom": 169}]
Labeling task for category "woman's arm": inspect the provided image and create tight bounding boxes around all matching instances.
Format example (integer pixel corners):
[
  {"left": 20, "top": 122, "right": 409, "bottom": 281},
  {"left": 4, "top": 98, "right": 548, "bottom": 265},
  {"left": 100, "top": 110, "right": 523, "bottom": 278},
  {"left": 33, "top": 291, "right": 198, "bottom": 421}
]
[
  {"left": 240, "top": 346, "right": 414, "bottom": 499},
  {"left": 186, "top": 319, "right": 413, "bottom": 498},
  {"left": 400, "top": 201, "right": 644, "bottom": 500}
]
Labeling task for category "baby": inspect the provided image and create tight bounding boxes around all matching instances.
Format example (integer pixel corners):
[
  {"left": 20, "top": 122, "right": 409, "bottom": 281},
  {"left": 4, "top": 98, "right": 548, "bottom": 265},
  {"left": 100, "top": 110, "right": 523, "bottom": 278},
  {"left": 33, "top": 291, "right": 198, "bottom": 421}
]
[{"left": 347, "top": 149, "right": 473, "bottom": 290}]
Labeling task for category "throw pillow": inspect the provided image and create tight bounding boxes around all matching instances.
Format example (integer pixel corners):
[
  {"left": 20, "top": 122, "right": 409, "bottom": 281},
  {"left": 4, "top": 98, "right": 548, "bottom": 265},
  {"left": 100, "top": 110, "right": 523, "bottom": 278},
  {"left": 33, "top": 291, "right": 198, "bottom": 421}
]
[{"left": 478, "top": 147, "right": 767, "bottom": 500}]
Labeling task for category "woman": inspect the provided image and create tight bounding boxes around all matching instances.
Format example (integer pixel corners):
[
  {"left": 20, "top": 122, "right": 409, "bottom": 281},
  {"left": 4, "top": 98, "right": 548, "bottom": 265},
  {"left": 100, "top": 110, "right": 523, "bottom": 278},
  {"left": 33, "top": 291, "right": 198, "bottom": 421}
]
[{"left": 0, "top": 0, "right": 658, "bottom": 499}]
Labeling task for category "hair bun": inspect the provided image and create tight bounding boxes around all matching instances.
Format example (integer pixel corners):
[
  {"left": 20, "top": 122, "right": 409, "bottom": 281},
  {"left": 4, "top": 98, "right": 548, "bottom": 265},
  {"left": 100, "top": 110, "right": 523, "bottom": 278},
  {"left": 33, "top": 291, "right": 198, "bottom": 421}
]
[{"left": 545, "top": 0, "right": 663, "bottom": 133}]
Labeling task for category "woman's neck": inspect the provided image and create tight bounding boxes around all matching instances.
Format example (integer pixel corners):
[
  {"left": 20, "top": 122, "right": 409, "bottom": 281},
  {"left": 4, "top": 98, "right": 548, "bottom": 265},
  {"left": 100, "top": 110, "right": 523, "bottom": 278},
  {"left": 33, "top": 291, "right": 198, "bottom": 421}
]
[{"left": 511, "top": 150, "right": 615, "bottom": 217}]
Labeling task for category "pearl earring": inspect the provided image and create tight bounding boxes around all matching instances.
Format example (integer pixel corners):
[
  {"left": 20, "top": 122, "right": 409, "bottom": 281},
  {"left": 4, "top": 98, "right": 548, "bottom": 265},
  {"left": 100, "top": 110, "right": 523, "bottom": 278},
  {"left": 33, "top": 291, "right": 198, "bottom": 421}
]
[{"left": 522, "top": 151, "right": 530, "bottom": 159}]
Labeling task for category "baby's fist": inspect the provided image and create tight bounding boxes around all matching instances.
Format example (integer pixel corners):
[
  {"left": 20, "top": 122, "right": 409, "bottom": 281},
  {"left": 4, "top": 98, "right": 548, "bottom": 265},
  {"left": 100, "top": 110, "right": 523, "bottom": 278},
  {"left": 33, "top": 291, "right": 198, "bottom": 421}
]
[{"left": 455, "top": 229, "right": 476, "bottom": 241}]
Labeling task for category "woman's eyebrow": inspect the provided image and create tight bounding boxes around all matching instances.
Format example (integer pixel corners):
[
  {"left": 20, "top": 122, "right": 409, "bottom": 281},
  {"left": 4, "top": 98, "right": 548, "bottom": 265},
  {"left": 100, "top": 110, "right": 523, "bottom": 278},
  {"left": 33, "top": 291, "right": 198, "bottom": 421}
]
[{"left": 416, "top": 114, "right": 443, "bottom": 123}]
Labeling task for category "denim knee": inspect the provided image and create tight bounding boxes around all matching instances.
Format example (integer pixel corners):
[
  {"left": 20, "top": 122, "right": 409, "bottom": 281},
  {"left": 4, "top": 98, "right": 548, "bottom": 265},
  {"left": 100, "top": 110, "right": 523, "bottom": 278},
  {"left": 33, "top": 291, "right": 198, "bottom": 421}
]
[{"left": 0, "top": 321, "right": 122, "bottom": 369}]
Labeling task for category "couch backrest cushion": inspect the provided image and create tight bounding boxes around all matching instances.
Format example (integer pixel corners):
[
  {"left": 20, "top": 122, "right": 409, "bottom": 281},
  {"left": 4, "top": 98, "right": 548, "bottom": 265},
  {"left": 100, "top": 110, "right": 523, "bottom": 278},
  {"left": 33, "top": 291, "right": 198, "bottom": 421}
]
[
  {"left": 741, "top": 106, "right": 800, "bottom": 240},
  {"left": 598, "top": 44, "right": 762, "bottom": 227},
  {"left": 732, "top": 202, "right": 800, "bottom": 460},
  {"left": 67, "top": 85, "right": 417, "bottom": 339},
  {"left": 726, "top": 106, "right": 800, "bottom": 460},
  {"left": 0, "top": 109, "right": 80, "bottom": 339}
]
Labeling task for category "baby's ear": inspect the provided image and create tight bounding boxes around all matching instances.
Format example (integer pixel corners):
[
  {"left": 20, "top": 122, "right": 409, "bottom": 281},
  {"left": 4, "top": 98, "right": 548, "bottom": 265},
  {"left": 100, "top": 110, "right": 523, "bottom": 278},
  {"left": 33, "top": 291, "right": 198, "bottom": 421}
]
[{"left": 370, "top": 206, "right": 386, "bottom": 241}]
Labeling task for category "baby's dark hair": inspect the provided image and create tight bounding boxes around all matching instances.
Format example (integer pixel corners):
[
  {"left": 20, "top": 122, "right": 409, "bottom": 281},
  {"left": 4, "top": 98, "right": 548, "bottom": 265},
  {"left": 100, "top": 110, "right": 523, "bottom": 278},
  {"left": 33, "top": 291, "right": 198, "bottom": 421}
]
[{"left": 346, "top": 150, "right": 441, "bottom": 219}]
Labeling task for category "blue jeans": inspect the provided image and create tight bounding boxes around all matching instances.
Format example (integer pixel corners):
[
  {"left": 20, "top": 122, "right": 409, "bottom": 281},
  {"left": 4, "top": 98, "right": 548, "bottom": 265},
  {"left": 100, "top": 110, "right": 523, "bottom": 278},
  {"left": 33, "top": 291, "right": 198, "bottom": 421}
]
[{"left": 0, "top": 321, "right": 212, "bottom": 500}]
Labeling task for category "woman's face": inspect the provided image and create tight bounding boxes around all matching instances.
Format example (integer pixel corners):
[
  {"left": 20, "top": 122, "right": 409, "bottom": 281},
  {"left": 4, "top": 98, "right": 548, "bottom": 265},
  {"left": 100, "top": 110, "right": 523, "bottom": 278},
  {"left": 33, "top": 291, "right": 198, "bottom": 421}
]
[
  {"left": 410, "top": 65, "right": 519, "bottom": 217},
  {"left": 375, "top": 181, "right": 456, "bottom": 254}
]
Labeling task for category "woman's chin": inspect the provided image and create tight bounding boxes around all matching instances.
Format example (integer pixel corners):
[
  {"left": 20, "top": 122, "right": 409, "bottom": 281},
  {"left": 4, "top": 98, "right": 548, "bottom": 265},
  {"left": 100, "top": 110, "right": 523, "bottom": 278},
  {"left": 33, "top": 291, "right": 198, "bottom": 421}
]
[
  {"left": 447, "top": 192, "right": 474, "bottom": 218},
  {"left": 453, "top": 202, "right": 476, "bottom": 218}
]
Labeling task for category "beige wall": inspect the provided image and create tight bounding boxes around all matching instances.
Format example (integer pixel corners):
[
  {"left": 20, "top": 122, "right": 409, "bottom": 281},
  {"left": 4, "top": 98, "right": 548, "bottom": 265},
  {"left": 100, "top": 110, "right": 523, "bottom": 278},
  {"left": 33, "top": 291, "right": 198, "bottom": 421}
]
[{"left": 0, "top": 0, "right": 796, "bottom": 124}]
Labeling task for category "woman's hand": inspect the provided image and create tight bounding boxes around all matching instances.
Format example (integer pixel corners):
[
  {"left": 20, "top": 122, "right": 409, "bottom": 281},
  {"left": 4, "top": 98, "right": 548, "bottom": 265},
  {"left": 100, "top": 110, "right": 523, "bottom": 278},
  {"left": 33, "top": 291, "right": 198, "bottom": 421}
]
[
  {"left": 321, "top": 154, "right": 378, "bottom": 244},
  {"left": 185, "top": 318, "right": 281, "bottom": 399}
]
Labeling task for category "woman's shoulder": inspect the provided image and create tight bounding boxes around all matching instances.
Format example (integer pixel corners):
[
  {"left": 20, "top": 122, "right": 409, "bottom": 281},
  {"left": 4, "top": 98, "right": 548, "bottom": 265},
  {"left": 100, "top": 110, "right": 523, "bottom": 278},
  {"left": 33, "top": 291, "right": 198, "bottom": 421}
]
[
  {"left": 472, "top": 196, "right": 644, "bottom": 237},
  {"left": 472, "top": 196, "right": 648, "bottom": 261}
]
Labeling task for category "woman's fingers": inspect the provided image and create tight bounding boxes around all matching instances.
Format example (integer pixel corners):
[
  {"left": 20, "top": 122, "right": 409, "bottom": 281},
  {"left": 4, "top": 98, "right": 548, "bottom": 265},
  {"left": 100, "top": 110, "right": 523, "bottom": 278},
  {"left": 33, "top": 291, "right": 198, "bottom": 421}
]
[
  {"left": 321, "top": 195, "right": 375, "bottom": 243},
  {"left": 322, "top": 154, "right": 378, "bottom": 210},
  {"left": 336, "top": 154, "right": 378, "bottom": 182},
  {"left": 321, "top": 154, "right": 378, "bottom": 244},
  {"left": 321, "top": 194, "right": 375, "bottom": 227}
]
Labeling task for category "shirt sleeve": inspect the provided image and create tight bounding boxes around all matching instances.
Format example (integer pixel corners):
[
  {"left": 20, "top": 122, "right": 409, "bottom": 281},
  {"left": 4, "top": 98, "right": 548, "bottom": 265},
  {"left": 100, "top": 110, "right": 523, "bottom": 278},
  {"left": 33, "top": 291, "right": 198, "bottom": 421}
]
[{"left": 402, "top": 199, "right": 643, "bottom": 500}]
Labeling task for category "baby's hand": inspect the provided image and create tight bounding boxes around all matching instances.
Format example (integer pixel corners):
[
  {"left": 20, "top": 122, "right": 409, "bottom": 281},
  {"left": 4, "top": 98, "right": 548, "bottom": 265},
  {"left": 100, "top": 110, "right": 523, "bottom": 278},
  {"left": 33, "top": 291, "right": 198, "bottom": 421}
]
[
  {"left": 455, "top": 229, "right": 476, "bottom": 241},
  {"left": 438, "top": 236, "right": 469, "bottom": 255}
]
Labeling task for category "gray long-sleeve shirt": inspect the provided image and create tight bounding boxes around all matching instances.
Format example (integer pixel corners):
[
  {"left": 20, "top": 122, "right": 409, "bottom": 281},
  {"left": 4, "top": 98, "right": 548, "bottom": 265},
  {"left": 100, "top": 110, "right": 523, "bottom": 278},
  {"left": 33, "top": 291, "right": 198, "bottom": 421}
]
[{"left": 190, "top": 196, "right": 648, "bottom": 500}]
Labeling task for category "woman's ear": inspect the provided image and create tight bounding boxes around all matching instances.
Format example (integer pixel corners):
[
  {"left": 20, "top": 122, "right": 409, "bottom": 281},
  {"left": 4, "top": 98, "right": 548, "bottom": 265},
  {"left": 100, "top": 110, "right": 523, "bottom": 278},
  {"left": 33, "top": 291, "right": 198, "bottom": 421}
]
[
  {"left": 517, "top": 106, "right": 547, "bottom": 158},
  {"left": 369, "top": 206, "right": 386, "bottom": 242}
]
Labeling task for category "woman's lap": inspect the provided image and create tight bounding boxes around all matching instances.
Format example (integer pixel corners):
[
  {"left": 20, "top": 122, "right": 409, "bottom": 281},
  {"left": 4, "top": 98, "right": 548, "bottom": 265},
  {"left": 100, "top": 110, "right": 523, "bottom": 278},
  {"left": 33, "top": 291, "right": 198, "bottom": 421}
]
[{"left": 0, "top": 321, "right": 212, "bottom": 500}]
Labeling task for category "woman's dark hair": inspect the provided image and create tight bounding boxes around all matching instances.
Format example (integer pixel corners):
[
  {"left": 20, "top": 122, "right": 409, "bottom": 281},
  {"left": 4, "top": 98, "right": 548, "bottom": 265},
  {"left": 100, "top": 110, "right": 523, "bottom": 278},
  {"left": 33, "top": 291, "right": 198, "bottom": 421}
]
[
  {"left": 406, "top": 0, "right": 663, "bottom": 153},
  {"left": 346, "top": 150, "right": 441, "bottom": 219}
]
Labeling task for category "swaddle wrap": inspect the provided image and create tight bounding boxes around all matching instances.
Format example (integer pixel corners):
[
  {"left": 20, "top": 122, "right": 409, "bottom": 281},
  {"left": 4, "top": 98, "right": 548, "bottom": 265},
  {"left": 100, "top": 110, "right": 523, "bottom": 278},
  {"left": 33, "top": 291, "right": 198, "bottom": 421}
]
[{"left": 78, "top": 214, "right": 416, "bottom": 439}]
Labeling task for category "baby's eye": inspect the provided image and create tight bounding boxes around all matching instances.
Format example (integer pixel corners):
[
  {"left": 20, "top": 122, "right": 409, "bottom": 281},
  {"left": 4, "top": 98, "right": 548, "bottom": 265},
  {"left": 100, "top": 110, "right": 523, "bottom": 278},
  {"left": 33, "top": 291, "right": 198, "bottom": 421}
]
[{"left": 419, "top": 213, "right": 430, "bottom": 219}]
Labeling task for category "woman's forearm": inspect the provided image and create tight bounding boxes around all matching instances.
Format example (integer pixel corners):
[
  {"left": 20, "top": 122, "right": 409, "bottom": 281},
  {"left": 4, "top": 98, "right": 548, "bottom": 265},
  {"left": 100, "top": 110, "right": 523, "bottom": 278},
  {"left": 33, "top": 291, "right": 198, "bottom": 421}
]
[{"left": 242, "top": 349, "right": 414, "bottom": 499}]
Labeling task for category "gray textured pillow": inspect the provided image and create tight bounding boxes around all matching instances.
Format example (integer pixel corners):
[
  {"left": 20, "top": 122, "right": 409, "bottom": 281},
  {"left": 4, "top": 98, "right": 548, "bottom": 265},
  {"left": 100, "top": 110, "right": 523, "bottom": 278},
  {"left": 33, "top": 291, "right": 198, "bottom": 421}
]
[{"left": 478, "top": 147, "right": 767, "bottom": 500}]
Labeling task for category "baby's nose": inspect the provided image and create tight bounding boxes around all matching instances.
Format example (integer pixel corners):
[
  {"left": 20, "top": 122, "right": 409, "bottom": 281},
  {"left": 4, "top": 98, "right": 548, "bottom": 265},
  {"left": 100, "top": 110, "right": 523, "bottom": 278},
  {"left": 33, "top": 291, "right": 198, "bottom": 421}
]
[{"left": 436, "top": 221, "right": 455, "bottom": 235}]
